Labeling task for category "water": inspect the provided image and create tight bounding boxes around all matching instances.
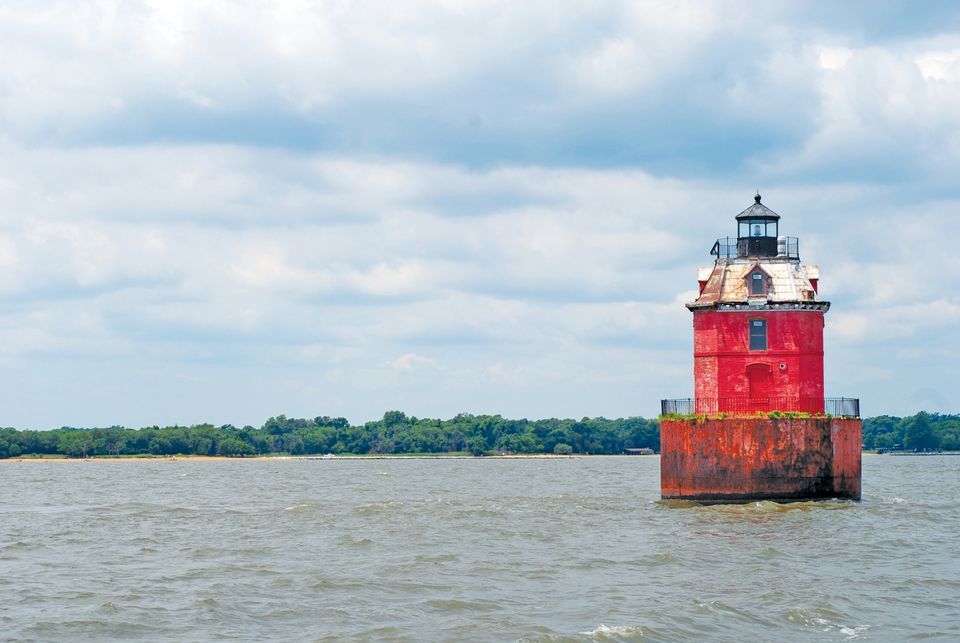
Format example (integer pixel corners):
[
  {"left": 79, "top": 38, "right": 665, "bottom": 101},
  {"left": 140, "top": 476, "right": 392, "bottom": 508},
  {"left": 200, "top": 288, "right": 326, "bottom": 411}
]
[{"left": 1, "top": 455, "right": 959, "bottom": 641}]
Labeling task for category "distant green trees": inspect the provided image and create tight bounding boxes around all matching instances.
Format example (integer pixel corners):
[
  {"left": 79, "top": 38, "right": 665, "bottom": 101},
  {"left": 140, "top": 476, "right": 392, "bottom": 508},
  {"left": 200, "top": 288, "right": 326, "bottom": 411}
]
[
  {"left": 904, "top": 412, "right": 938, "bottom": 450},
  {"left": 2, "top": 410, "right": 954, "bottom": 458},
  {"left": 0, "top": 413, "right": 661, "bottom": 458},
  {"left": 863, "top": 412, "right": 960, "bottom": 451}
]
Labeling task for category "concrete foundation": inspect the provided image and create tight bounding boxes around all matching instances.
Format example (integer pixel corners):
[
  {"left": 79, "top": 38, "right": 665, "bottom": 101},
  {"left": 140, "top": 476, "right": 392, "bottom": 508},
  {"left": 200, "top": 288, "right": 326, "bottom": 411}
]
[{"left": 660, "top": 416, "right": 861, "bottom": 502}]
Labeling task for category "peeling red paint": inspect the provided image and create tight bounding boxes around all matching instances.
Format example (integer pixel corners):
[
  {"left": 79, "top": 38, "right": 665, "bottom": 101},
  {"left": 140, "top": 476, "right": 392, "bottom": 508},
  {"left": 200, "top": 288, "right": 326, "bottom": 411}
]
[{"left": 661, "top": 417, "right": 861, "bottom": 502}]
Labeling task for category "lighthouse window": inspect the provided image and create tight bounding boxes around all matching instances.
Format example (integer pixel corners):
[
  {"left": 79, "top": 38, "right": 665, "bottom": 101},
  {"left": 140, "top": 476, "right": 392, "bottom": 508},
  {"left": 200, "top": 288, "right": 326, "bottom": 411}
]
[
  {"left": 750, "top": 272, "right": 766, "bottom": 295},
  {"left": 749, "top": 319, "right": 767, "bottom": 350}
]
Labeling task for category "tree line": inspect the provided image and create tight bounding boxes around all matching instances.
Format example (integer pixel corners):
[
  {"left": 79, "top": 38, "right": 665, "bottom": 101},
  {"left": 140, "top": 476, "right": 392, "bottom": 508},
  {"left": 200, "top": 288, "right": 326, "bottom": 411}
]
[
  {"left": 1, "top": 410, "right": 954, "bottom": 458},
  {"left": 0, "top": 412, "right": 661, "bottom": 459},
  {"left": 862, "top": 411, "right": 960, "bottom": 451}
]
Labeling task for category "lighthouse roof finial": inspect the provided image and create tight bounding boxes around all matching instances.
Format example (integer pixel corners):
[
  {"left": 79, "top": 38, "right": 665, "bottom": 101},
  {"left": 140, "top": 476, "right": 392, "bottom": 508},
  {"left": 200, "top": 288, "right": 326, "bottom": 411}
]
[{"left": 736, "top": 194, "right": 780, "bottom": 220}]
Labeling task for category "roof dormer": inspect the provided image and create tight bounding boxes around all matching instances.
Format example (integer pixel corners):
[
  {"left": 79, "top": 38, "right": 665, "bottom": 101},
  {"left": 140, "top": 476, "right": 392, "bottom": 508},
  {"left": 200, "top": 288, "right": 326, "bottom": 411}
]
[{"left": 745, "top": 264, "right": 771, "bottom": 298}]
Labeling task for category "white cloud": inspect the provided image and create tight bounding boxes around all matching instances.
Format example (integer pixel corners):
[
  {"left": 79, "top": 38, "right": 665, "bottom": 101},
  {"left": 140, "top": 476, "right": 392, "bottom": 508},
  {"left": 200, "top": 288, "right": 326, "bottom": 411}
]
[
  {"left": 0, "top": 136, "right": 957, "bottom": 422},
  {"left": 759, "top": 36, "right": 960, "bottom": 181},
  {"left": 819, "top": 47, "right": 853, "bottom": 70},
  {"left": 389, "top": 353, "right": 438, "bottom": 372},
  {"left": 0, "top": 2, "right": 958, "bottom": 425},
  {"left": 915, "top": 48, "right": 960, "bottom": 81},
  {"left": 829, "top": 313, "right": 868, "bottom": 341}
]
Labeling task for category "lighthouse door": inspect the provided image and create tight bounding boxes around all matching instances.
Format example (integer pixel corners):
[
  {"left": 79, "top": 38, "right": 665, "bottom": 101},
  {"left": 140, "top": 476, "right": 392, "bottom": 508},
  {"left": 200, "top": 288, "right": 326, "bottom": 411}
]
[{"left": 746, "top": 363, "right": 772, "bottom": 411}]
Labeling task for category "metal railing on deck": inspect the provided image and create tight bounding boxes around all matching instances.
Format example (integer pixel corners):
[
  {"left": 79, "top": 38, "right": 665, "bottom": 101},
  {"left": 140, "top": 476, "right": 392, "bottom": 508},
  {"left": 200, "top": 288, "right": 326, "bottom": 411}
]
[
  {"left": 710, "top": 236, "right": 799, "bottom": 259},
  {"left": 660, "top": 397, "right": 860, "bottom": 418}
]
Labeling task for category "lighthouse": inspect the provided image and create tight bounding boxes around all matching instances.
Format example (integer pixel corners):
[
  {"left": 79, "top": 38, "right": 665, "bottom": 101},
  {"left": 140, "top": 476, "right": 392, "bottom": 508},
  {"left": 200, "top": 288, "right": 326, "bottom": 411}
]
[{"left": 660, "top": 196, "right": 861, "bottom": 503}]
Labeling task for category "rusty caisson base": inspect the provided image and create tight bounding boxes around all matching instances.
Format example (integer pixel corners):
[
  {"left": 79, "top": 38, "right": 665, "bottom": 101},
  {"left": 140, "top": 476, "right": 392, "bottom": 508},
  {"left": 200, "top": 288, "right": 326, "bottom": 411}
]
[{"left": 660, "top": 417, "right": 861, "bottom": 503}]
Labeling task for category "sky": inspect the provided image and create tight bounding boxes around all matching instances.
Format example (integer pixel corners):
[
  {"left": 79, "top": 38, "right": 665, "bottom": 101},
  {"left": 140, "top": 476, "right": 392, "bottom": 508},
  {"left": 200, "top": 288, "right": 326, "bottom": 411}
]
[{"left": 1, "top": 0, "right": 959, "bottom": 429}]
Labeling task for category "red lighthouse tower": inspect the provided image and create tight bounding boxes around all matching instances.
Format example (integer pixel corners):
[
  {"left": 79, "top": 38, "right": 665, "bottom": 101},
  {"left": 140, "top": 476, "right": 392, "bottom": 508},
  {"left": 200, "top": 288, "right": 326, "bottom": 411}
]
[{"left": 660, "top": 196, "right": 861, "bottom": 503}]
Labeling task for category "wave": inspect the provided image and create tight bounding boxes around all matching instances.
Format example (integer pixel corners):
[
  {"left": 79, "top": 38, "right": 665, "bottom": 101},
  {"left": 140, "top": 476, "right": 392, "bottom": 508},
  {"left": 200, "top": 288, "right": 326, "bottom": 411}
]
[{"left": 580, "top": 624, "right": 652, "bottom": 640}]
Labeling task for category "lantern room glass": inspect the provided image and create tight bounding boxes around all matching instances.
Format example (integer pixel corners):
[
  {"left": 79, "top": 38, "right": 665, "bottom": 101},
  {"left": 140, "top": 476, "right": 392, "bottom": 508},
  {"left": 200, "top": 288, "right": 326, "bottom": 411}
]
[{"left": 739, "top": 219, "right": 778, "bottom": 239}]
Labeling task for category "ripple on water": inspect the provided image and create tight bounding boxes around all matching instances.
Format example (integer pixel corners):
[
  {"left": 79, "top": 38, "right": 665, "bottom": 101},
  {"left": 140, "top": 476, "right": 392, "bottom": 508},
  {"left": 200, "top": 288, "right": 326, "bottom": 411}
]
[
  {"left": 784, "top": 606, "right": 871, "bottom": 637},
  {"left": 3, "top": 540, "right": 37, "bottom": 550},
  {"left": 1, "top": 455, "right": 958, "bottom": 640},
  {"left": 414, "top": 553, "right": 459, "bottom": 563},
  {"left": 452, "top": 506, "right": 509, "bottom": 519},
  {"left": 337, "top": 534, "right": 374, "bottom": 547},
  {"left": 309, "top": 576, "right": 370, "bottom": 592},
  {"left": 423, "top": 597, "right": 500, "bottom": 613},
  {"left": 579, "top": 623, "right": 656, "bottom": 640},
  {"left": 26, "top": 619, "right": 175, "bottom": 640},
  {"left": 353, "top": 500, "right": 405, "bottom": 515}
]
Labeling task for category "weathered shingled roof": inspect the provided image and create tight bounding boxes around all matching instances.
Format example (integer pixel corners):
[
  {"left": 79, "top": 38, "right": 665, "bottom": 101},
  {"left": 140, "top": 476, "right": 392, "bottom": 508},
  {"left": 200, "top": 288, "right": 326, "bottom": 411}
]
[{"left": 690, "top": 260, "right": 822, "bottom": 308}]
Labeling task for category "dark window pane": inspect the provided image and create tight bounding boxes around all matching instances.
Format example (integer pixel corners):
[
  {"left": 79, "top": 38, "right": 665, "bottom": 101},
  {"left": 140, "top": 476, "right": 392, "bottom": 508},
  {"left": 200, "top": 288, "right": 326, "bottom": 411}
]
[
  {"left": 749, "top": 319, "right": 767, "bottom": 350},
  {"left": 751, "top": 273, "right": 765, "bottom": 295}
]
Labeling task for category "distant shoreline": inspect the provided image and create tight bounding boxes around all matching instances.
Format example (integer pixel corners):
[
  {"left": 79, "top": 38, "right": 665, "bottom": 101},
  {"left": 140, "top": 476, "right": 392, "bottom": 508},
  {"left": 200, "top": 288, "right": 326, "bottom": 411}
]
[
  {"left": 3, "top": 411, "right": 956, "bottom": 459},
  {"left": 887, "top": 452, "right": 960, "bottom": 456},
  {"left": 0, "top": 453, "right": 615, "bottom": 462},
  {"left": 4, "top": 452, "right": 957, "bottom": 463}
]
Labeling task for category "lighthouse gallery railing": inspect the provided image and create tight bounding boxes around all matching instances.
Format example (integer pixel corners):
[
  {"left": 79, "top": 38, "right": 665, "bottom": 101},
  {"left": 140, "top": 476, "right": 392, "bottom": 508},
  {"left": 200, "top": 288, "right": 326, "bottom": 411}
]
[
  {"left": 710, "top": 236, "right": 799, "bottom": 259},
  {"left": 660, "top": 397, "right": 860, "bottom": 418}
]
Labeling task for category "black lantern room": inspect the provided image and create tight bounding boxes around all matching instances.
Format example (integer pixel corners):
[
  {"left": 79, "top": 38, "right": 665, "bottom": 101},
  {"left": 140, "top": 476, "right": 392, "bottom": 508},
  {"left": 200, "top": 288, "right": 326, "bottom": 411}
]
[{"left": 736, "top": 194, "right": 780, "bottom": 257}]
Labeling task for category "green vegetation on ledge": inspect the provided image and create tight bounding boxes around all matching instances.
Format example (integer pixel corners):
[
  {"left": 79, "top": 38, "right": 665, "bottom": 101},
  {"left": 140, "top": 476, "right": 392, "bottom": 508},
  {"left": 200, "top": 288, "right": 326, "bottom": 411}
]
[{"left": 660, "top": 410, "right": 820, "bottom": 421}]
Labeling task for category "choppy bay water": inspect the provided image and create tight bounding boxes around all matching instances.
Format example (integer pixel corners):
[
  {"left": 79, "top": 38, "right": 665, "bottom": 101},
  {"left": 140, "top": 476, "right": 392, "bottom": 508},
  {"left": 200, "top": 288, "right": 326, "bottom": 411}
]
[{"left": 1, "top": 455, "right": 959, "bottom": 642}]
